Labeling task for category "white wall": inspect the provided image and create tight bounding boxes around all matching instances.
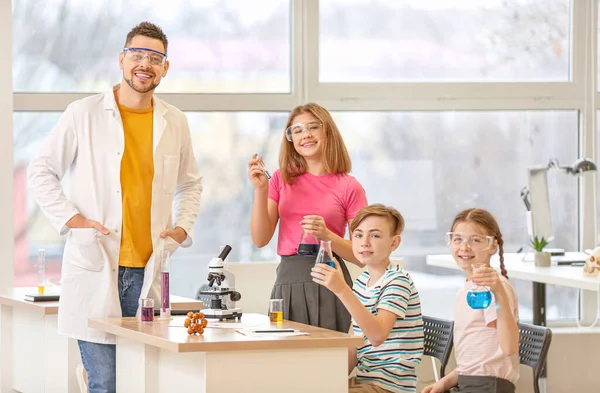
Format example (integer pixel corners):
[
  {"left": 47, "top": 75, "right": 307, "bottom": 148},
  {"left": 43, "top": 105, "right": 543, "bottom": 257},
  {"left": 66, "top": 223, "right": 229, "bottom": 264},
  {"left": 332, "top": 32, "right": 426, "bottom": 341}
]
[
  {"left": 0, "top": 0, "right": 14, "bottom": 292},
  {"left": 226, "top": 260, "right": 403, "bottom": 314}
]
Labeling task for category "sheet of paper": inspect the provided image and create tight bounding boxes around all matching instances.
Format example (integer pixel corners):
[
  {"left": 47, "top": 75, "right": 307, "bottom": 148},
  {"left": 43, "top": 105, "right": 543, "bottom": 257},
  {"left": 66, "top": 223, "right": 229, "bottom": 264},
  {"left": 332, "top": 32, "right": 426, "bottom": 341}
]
[
  {"left": 235, "top": 328, "right": 308, "bottom": 337},
  {"left": 167, "top": 316, "right": 200, "bottom": 328},
  {"left": 206, "top": 322, "right": 265, "bottom": 329}
]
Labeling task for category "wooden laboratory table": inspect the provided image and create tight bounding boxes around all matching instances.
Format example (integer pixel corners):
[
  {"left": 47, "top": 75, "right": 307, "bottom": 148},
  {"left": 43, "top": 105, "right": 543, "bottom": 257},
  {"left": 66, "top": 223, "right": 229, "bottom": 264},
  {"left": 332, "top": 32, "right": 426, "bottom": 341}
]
[
  {"left": 89, "top": 313, "right": 363, "bottom": 393},
  {"left": 0, "top": 287, "right": 203, "bottom": 393}
]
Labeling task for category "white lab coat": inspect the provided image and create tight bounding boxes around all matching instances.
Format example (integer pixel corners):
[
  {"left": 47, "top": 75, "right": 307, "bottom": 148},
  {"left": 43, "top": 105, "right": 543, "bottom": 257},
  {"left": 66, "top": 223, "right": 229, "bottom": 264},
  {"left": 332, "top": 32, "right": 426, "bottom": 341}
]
[{"left": 27, "top": 85, "right": 202, "bottom": 344}]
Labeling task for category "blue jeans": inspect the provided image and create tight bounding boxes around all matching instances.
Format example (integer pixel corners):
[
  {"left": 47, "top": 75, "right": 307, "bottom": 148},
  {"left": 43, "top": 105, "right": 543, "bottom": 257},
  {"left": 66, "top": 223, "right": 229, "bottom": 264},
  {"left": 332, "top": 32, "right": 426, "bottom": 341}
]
[{"left": 78, "top": 266, "right": 145, "bottom": 393}]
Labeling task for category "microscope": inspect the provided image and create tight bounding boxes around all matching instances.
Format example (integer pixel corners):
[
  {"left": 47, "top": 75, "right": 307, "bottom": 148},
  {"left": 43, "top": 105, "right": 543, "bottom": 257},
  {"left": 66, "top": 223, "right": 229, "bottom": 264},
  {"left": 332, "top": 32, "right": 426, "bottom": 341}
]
[{"left": 198, "top": 245, "right": 243, "bottom": 320}]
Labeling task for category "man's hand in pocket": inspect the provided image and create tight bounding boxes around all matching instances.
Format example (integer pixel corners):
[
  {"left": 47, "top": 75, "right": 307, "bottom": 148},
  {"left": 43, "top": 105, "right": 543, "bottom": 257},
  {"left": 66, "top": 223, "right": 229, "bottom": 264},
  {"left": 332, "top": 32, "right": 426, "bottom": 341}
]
[
  {"left": 66, "top": 214, "right": 110, "bottom": 235},
  {"left": 160, "top": 226, "right": 187, "bottom": 244}
]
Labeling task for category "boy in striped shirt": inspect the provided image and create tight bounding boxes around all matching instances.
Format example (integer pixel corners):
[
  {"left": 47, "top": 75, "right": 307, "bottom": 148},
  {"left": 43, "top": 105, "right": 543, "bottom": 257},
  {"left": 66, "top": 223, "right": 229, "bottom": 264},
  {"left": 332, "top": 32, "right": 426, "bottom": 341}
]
[{"left": 311, "top": 204, "right": 424, "bottom": 393}]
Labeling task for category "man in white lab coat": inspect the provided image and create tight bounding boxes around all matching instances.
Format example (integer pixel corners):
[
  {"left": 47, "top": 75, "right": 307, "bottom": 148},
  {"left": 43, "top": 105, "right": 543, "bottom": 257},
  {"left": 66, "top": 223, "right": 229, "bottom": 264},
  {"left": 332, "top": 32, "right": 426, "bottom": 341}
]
[{"left": 27, "top": 22, "right": 202, "bottom": 393}]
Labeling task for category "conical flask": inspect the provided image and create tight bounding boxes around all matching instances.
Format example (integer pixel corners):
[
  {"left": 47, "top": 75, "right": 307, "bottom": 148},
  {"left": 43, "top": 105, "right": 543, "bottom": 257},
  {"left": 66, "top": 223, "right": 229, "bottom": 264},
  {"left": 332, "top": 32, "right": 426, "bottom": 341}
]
[
  {"left": 297, "top": 230, "right": 319, "bottom": 256},
  {"left": 315, "top": 240, "right": 335, "bottom": 268},
  {"left": 466, "top": 263, "right": 492, "bottom": 309}
]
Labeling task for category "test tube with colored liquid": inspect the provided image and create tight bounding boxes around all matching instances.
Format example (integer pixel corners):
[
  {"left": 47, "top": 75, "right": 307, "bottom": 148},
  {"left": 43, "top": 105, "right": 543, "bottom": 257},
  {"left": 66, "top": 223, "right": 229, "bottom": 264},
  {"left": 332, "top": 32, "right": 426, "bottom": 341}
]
[
  {"left": 160, "top": 250, "right": 171, "bottom": 319},
  {"left": 37, "top": 249, "right": 46, "bottom": 295},
  {"left": 256, "top": 154, "right": 271, "bottom": 179}
]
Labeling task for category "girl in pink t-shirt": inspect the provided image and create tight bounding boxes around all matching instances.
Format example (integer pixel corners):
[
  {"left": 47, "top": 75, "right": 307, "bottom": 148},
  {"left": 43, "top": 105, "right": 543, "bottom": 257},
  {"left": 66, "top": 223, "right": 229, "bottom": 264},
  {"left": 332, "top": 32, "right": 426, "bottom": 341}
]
[
  {"left": 423, "top": 208, "right": 520, "bottom": 393},
  {"left": 247, "top": 103, "right": 367, "bottom": 332}
]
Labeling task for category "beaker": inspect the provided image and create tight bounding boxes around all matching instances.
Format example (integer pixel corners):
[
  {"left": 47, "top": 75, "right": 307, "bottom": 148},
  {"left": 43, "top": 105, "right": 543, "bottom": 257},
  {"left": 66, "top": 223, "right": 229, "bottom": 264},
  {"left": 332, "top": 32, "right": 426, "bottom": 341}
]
[
  {"left": 269, "top": 299, "right": 284, "bottom": 323},
  {"left": 140, "top": 298, "right": 155, "bottom": 322}
]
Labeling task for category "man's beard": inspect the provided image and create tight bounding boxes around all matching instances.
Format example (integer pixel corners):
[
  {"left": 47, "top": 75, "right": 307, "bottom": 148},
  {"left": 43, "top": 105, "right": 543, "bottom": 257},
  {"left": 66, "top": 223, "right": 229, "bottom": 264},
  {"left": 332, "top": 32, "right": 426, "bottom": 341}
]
[{"left": 124, "top": 73, "right": 159, "bottom": 93}]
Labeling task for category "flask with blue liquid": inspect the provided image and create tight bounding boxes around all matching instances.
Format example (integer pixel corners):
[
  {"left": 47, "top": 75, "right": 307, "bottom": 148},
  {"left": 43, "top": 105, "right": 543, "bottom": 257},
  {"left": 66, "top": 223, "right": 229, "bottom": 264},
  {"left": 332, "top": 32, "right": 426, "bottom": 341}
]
[
  {"left": 315, "top": 240, "right": 336, "bottom": 268},
  {"left": 466, "top": 263, "right": 492, "bottom": 309}
]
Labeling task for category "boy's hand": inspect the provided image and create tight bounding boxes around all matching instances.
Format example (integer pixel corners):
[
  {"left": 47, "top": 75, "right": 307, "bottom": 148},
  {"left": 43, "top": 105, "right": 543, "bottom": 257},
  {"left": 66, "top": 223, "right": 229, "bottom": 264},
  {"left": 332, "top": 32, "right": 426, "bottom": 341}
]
[
  {"left": 311, "top": 258, "right": 348, "bottom": 295},
  {"left": 422, "top": 382, "right": 445, "bottom": 393}
]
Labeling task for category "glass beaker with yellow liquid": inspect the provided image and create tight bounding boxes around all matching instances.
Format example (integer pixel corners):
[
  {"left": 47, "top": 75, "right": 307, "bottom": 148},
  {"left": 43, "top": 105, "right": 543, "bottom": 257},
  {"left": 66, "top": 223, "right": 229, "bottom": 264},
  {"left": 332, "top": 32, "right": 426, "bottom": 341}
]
[{"left": 269, "top": 299, "right": 283, "bottom": 323}]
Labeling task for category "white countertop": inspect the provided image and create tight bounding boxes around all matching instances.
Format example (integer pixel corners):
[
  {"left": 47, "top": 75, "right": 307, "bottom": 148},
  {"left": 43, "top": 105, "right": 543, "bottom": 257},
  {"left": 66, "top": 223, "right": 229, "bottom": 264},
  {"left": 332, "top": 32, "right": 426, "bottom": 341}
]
[{"left": 426, "top": 252, "right": 600, "bottom": 291}]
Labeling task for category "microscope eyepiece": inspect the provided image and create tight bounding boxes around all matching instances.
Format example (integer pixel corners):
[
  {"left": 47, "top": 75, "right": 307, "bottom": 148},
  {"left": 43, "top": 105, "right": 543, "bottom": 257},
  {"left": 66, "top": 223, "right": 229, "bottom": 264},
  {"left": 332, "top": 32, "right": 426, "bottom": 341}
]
[{"left": 218, "top": 245, "right": 232, "bottom": 261}]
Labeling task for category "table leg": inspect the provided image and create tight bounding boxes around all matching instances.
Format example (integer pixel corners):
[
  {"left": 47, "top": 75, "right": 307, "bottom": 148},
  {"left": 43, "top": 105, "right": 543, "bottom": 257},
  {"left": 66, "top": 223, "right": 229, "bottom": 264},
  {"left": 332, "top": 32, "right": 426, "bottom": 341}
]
[
  {"left": 0, "top": 304, "right": 13, "bottom": 393},
  {"left": 532, "top": 282, "right": 547, "bottom": 380},
  {"left": 116, "top": 337, "right": 159, "bottom": 393},
  {"left": 10, "top": 309, "right": 81, "bottom": 393},
  {"left": 533, "top": 282, "right": 546, "bottom": 326},
  {"left": 579, "top": 289, "right": 598, "bottom": 326},
  {"left": 13, "top": 308, "right": 46, "bottom": 392}
]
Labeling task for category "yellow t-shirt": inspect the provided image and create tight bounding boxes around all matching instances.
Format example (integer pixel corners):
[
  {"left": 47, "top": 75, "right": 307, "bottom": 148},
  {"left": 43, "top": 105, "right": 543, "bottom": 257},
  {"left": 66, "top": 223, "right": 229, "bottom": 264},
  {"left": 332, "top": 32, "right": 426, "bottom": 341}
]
[{"left": 118, "top": 104, "right": 154, "bottom": 268}]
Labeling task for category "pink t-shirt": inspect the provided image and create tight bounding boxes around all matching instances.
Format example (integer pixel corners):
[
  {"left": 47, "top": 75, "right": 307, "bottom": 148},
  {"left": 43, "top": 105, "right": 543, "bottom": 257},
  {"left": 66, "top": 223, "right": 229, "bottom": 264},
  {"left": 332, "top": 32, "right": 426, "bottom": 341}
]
[
  {"left": 453, "top": 276, "right": 520, "bottom": 384},
  {"left": 268, "top": 169, "right": 368, "bottom": 256}
]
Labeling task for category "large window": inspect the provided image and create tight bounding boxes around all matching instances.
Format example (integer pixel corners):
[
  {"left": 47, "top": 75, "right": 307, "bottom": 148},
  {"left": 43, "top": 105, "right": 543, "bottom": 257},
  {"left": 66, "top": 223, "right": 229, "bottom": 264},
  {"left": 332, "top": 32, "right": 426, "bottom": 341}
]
[
  {"left": 12, "top": 0, "right": 291, "bottom": 93},
  {"left": 10, "top": 0, "right": 598, "bottom": 324},
  {"left": 319, "top": 0, "right": 570, "bottom": 83},
  {"left": 15, "top": 110, "right": 579, "bottom": 320}
]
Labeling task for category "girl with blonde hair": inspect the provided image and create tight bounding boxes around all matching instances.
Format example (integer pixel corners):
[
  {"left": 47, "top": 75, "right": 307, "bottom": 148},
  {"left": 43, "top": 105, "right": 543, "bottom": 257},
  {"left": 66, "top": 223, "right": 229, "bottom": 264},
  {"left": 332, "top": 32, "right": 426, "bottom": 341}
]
[{"left": 247, "top": 103, "right": 367, "bottom": 332}]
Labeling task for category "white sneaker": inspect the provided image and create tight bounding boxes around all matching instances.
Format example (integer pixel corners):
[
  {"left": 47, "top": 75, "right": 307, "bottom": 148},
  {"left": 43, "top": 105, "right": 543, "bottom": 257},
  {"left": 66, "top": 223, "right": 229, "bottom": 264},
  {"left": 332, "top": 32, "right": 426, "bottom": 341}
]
[{"left": 76, "top": 364, "right": 88, "bottom": 393}]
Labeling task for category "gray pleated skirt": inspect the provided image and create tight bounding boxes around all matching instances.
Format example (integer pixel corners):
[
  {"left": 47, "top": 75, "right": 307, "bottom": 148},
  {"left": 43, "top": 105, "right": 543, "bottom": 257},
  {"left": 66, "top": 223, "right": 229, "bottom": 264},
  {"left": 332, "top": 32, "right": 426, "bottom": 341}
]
[
  {"left": 451, "top": 375, "right": 515, "bottom": 393},
  {"left": 270, "top": 254, "right": 353, "bottom": 332}
]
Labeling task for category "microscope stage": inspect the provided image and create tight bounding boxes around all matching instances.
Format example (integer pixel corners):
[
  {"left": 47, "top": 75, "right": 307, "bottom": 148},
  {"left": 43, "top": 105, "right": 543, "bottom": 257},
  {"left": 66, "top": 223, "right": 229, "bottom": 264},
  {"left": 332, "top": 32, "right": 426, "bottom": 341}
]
[{"left": 201, "top": 307, "right": 243, "bottom": 321}]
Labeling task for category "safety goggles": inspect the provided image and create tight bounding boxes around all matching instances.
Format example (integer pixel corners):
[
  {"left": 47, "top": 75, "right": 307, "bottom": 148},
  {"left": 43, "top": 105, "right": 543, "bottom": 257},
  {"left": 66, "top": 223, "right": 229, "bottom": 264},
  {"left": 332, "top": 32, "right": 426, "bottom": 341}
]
[
  {"left": 123, "top": 47, "right": 167, "bottom": 66},
  {"left": 284, "top": 121, "right": 322, "bottom": 142},
  {"left": 445, "top": 232, "right": 494, "bottom": 251}
]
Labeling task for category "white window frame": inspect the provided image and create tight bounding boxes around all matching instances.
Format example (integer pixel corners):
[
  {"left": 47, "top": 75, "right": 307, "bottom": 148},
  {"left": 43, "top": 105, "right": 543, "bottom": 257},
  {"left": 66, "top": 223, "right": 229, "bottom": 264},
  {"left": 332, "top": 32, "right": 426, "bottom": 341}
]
[
  {"left": 1, "top": 0, "right": 14, "bottom": 292},
  {"left": 6, "top": 0, "right": 600, "bottom": 323},
  {"left": 305, "top": 0, "right": 587, "bottom": 111}
]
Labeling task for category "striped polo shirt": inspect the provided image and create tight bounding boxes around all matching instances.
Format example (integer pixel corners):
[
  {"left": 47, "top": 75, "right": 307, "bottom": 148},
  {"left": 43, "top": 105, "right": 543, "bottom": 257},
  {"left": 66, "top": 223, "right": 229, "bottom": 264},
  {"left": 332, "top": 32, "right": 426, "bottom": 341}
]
[{"left": 352, "top": 264, "right": 424, "bottom": 393}]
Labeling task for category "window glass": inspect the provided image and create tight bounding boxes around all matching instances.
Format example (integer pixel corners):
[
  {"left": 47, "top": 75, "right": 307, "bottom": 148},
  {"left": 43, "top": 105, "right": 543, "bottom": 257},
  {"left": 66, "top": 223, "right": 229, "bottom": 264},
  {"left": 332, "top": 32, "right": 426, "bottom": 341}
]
[
  {"left": 320, "top": 0, "right": 570, "bottom": 83},
  {"left": 13, "top": 0, "right": 291, "bottom": 93}
]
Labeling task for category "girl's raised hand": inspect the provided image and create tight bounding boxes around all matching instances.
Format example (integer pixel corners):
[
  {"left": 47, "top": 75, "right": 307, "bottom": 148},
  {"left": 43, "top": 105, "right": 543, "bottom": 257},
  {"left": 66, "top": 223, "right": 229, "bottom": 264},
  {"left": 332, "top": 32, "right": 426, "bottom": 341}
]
[
  {"left": 472, "top": 265, "right": 502, "bottom": 292},
  {"left": 247, "top": 153, "right": 269, "bottom": 190}
]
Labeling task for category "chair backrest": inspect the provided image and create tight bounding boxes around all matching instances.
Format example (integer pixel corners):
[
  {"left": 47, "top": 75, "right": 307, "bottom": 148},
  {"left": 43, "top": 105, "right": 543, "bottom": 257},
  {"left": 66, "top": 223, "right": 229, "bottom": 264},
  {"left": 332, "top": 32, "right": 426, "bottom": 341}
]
[
  {"left": 423, "top": 316, "right": 454, "bottom": 378},
  {"left": 518, "top": 322, "right": 553, "bottom": 393}
]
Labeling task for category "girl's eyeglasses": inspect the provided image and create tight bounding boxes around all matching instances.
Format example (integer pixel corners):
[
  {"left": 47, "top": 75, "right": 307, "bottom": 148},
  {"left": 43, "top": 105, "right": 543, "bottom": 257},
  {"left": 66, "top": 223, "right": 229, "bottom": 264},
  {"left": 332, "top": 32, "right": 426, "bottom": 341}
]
[
  {"left": 445, "top": 232, "right": 494, "bottom": 251},
  {"left": 284, "top": 121, "right": 322, "bottom": 142}
]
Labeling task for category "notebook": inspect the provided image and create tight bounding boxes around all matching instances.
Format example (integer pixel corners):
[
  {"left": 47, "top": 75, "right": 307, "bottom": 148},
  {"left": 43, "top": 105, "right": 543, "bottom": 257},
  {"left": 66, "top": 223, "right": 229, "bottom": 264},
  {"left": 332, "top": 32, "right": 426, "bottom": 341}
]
[{"left": 24, "top": 292, "right": 60, "bottom": 302}]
